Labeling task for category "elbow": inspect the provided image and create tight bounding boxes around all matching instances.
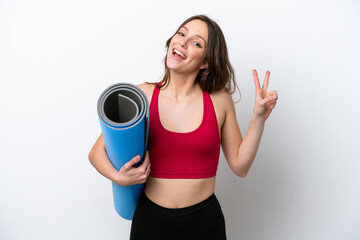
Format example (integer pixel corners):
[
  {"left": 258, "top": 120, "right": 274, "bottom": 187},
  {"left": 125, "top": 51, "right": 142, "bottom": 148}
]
[
  {"left": 88, "top": 149, "right": 95, "bottom": 165},
  {"left": 234, "top": 168, "right": 248, "bottom": 178},
  {"left": 228, "top": 156, "right": 250, "bottom": 178},
  {"left": 237, "top": 172, "right": 247, "bottom": 178},
  {"left": 230, "top": 163, "right": 248, "bottom": 178}
]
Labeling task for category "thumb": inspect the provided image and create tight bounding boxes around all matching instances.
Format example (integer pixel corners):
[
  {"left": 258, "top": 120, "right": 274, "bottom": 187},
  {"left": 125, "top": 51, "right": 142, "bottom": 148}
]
[{"left": 123, "top": 155, "right": 141, "bottom": 170}]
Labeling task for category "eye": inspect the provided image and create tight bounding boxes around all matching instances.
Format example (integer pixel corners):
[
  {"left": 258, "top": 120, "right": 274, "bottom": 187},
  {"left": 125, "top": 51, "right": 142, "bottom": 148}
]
[
  {"left": 177, "top": 32, "right": 185, "bottom": 37},
  {"left": 193, "top": 41, "right": 202, "bottom": 48}
]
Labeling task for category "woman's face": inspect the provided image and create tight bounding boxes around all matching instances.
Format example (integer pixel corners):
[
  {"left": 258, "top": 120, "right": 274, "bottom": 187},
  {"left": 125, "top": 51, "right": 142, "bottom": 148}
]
[{"left": 166, "top": 19, "right": 208, "bottom": 75}]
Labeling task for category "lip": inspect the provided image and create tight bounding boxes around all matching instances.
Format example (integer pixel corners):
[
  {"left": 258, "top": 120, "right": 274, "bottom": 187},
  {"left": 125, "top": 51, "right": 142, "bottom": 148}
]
[
  {"left": 170, "top": 51, "right": 184, "bottom": 61},
  {"left": 172, "top": 47, "right": 187, "bottom": 59}
]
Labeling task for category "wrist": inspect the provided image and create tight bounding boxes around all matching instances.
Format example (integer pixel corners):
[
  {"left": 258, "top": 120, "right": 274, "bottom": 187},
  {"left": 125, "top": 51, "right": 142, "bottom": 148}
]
[
  {"left": 251, "top": 114, "right": 266, "bottom": 126},
  {"left": 110, "top": 169, "right": 125, "bottom": 186}
]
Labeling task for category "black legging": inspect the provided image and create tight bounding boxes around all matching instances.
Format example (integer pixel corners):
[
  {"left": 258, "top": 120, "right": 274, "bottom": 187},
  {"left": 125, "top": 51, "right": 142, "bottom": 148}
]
[{"left": 130, "top": 192, "right": 227, "bottom": 240}]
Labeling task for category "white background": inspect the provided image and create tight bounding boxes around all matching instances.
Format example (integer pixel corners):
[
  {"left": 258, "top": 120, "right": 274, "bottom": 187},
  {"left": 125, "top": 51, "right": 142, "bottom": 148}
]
[{"left": 1, "top": 0, "right": 359, "bottom": 239}]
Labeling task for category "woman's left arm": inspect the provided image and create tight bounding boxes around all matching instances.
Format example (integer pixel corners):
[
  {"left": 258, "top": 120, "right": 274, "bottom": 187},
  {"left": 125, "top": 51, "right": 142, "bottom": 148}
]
[{"left": 221, "top": 69, "right": 278, "bottom": 178}]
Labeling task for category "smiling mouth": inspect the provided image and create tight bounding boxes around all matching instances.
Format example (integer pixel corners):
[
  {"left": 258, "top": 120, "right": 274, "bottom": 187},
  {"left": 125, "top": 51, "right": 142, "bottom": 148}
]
[{"left": 173, "top": 48, "right": 187, "bottom": 59}]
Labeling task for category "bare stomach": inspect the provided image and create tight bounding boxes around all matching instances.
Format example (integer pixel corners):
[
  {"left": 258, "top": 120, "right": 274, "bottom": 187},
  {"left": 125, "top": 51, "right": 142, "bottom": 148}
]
[{"left": 144, "top": 176, "right": 216, "bottom": 208}]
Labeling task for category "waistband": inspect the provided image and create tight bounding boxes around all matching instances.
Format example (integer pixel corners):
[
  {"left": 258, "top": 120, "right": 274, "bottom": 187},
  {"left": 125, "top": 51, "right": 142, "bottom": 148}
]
[{"left": 140, "top": 192, "right": 217, "bottom": 217}]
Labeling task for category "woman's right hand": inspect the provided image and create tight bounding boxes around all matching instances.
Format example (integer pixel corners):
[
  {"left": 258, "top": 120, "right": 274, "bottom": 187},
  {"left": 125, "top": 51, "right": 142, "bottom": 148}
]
[
  {"left": 89, "top": 134, "right": 151, "bottom": 186},
  {"left": 114, "top": 151, "right": 151, "bottom": 186}
]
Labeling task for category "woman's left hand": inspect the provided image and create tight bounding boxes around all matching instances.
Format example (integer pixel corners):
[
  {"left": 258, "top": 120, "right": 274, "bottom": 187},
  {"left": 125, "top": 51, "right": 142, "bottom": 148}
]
[{"left": 252, "top": 69, "right": 278, "bottom": 120}]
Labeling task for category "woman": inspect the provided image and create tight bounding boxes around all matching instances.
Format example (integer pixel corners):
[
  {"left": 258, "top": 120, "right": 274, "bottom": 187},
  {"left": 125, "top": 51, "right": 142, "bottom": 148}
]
[{"left": 89, "top": 15, "right": 278, "bottom": 240}]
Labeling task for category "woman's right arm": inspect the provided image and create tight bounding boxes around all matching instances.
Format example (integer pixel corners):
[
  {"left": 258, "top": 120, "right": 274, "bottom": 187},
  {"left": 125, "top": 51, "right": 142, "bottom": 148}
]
[{"left": 88, "top": 133, "right": 151, "bottom": 186}]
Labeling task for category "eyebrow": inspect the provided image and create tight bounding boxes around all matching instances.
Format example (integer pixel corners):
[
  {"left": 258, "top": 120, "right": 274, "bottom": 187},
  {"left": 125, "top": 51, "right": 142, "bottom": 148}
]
[{"left": 182, "top": 26, "right": 207, "bottom": 44}]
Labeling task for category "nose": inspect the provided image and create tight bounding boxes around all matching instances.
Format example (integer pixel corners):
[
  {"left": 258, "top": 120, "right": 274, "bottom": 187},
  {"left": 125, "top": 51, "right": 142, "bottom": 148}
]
[{"left": 179, "top": 38, "right": 187, "bottom": 49}]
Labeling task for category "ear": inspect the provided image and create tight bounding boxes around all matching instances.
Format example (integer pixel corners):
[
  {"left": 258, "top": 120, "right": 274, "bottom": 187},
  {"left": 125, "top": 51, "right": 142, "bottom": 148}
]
[{"left": 199, "top": 62, "right": 208, "bottom": 70}]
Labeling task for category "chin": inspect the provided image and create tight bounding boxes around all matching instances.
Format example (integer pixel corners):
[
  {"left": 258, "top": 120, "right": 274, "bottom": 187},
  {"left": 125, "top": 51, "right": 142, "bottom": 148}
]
[{"left": 166, "top": 56, "right": 180, "bottom": 71}]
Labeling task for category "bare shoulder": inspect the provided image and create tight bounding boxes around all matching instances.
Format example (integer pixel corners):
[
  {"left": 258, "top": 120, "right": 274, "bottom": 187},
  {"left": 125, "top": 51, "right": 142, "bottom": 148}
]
[
  {"left": 136, "top": 82, "right": 155, "bottom": 103},
  {"left": 210, "top": 89, "right": 235, "bottom": 130},
  {"left": 136, "top": 82, "right": 155, "bottom": 94},
  {"left": 210, "top": 89, "right": 234, "bottom": 112}
]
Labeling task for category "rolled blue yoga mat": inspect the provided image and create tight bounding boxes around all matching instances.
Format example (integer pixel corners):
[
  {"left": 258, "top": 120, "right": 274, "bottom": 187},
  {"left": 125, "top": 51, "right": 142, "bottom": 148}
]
[{"left": 97, "top": 83, "right": 149, "bottom": 220}]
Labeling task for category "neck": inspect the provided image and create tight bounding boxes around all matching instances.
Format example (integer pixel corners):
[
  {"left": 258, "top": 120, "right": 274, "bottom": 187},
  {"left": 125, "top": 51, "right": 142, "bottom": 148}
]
[{"left": 164, "top": 70, "right": 200, "bottom": 101}]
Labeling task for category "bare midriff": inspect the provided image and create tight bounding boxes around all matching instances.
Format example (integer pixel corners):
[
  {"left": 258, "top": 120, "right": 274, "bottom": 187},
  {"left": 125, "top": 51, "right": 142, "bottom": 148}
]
[{"left": 144, "top": 176, "right": 216, "bottom": 208}]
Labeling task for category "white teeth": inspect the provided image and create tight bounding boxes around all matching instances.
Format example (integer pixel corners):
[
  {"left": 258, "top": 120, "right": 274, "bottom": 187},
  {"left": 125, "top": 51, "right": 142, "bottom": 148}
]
[{"left": 173, "top": 49, "right": 185, "bottom": 59}]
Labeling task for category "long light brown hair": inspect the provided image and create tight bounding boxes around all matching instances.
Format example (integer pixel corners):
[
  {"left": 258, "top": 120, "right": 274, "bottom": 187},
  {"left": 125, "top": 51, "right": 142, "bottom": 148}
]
[{"left": 153, "top": 15, "right": 239, "bottom": 95}]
